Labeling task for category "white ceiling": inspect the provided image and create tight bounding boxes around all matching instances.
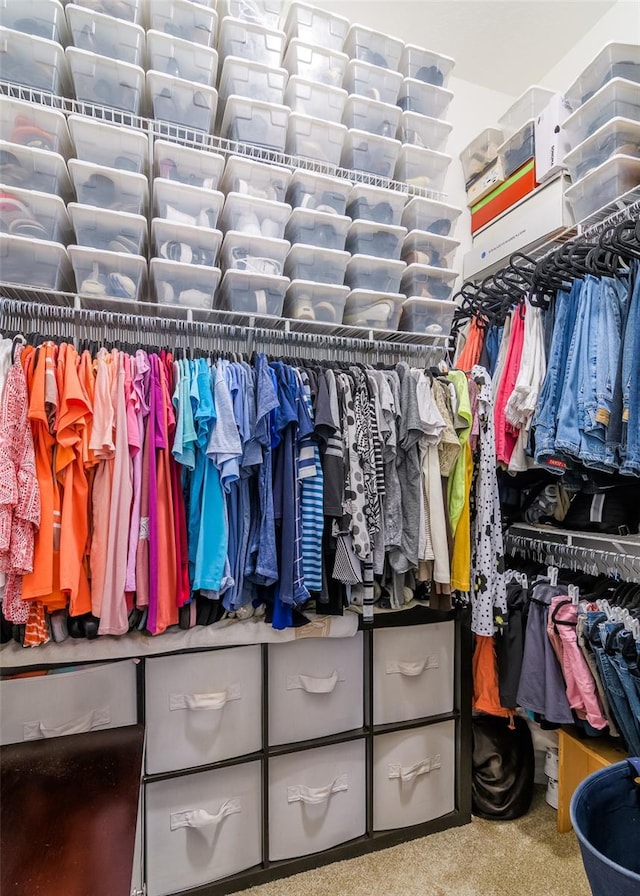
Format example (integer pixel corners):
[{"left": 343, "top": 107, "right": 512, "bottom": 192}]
[{"left": 295, "top": 0, "right": 619, "bottom": 94}]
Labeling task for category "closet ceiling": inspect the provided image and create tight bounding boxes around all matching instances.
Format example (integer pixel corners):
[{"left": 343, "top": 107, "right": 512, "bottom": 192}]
[{"left": 302, "top": 0, "right": 618, "bottom": 94}]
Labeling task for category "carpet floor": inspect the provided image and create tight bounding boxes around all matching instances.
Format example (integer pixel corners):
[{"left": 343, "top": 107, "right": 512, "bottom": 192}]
[{"left": 245, "top": 788, "right": 590, "bottom": 896}]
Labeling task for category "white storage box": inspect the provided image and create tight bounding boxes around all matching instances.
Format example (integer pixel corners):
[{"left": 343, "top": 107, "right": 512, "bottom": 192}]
[
  {"left": 460, "top": 127, "right": 504, "bottom": 185},
  {"left": 346, "top": 220, "right": 407, "bottom": 260},
  {"left": 395, "top": 144, "right": 452, "bottom": 193},
  {"left": 283, "top": 279, "right": 349, "bottom": 322},
  {"left": 148, "top": 0, "right": 217, "bottom": 47},
  {"left": 401, "top": 196, "right": 462, "bottom": 237},
  {"left": 220, "top": 231, "right": 289, "bottom": 275},
  {"left": 216, "top": 269, "right": 289, "bottom": 315},
  {"left": 146, "top": 30, "right": 218, "bottom": 86},
  {"left": 71, "top": 0, "right": 142, "bottom": 23},
  {"left": 286, "top": 113, "right": 346, "bottom": 166},
  {"left": 0, "top": 660, "right": 137, "bottom": 746},
  {"left": 221, "top": 0, "right": 282, "bottom": 29},
  {"left": 562, "top": 79, "right": 640, "bottom": 150},
  {"left": 342, "top": 288, "right": 404, "bottom": 330},
  {"left": 218, "top": 57, "right": 287, "bottom": 105},
  {"left": 373, "top": 622, "right": 455, "bottom": 724},
  {"left": 399, "top": 111, "right": 452, "bottom": 152},
  {"left": 344, "top": 58, "right": 403, "bottom": 106},
  {"left": 268, "top": 633, "right": 363, "bottom": 745},
  {"left": 220, "top": 192, "right": 290, "bottom": 239},
  {"left": 283, "top": 38, "right": 348, "bottom": 89},
  {"left": 68, "top": 115, "right": 148, "bottom": 174},
  {"left": 341, "top": 129, "right": 401, "bottom": 178},
  {"left": 0, "top": 0, "right": 67, "bottom": 44},
  {"left": 499, "top": 84, "right": 557, "bottom": 137},
  {"left": 1, "top": 186, "right": 71, "bottom": 243},
  {"left": 565, "top": 42, "right": 640, "bottom": 109},
  {"left": 285, "top": 207, "right": 350, "bottom": 250},
  {"left": 152, "top": 219, "right": 222, "bottom": 267},
  {"left": 398, "top": 78, "right": 453, "bottom": 121},
  {"left": 346, "top": 254, "right": 405, "bottom": 293},
  {"left": 66, "top": 4, "right": 145, "bottom": 66},
  {"left": 284, "top": 76, "right": 347, "bottom": 124},
  {"left": 154, "top": 140, "right": 224, "bottom": 191},
  {"left": 563, "top": 117, "right": 640, "bottom": 183},
  {"left": 147, "top": 71, "right": 218, "bottom": 135},
  {"left": 145, "top": 647, "right": 261, "bottom": 773},
  {"left": 497, "top": 120, "right": 535, "bottom": 178},
  {"left": 268, "top": 740, "right": 366, "bottom": 860},
  {"left": 399, "top": 296, "right": 456, "bottom": 337},
  {"left": 0, "top": 27, "right": 67, "bottom": 96},
  {"left": 69, "top": 203, "right": 146, "bottom": 254},
  {"left": 69, "top": 158, "right": 148, "bottom": 214},
  {"left": 343, "top": 95, "right": 401, "bottom": 139},
  {"left": 145, "top": 761, "right": 261, "bottom": 896},
  {"left": 154, "top": 178, "right": 223, "bottom": 229},
  {"left": 1, "top": 141, "right": 72, "bottom": 198},
  {"left": 373, "top": 721, "right": 456, "bottom": 831},
  {"left": 347, "top": 183, "right": 407, "bottom": 227},
  {"left": 401, "top": 229, "right": 459, "bottom": 269},
  {"left": 284, "top": 244, "right": 349, "bottom": 284},
  {"left": 69, "top": 244, "right": 147, "bottom": 300},
  {"left": 0, "top": 234, "right": 70, "bottom": 289},
  {"left": 344, "top": 23, "right": 403, "bottom": 72},
  {"left": 399, "top": 45, "right": 455, "bottom": 88},
  {"left": 221, "top": 156, "right": 290, "bottom": 202},
  {"left": 218, "top": 16, "right": 285, "bottom": 67},
  {"left": 220, "top": 96, "right": 289, "bottom": 152},
  {"left": 287, "top": 169, "right": 350, "bottom": 215},
  {"left": 401, "top": 262, "right": 458, "bottom": 302},
  {"left": 564, "top": 154, "right": 640, "bottom": 223},
  {"left": 0, "top": 97, "right": 71, "bottom": 156},
  {"left": 283, "top": 2, "right": 349, "bottom": 51},
  {"left": 66, "top": 47, "right": 143, "bottom": 115}
]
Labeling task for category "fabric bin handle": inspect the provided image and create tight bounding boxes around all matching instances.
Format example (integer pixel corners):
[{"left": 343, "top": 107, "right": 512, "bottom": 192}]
[
  {"left": 385, "top": 655, "right": 440, "bottom": 677},
  {"left": 388, "top": 754, "right": 442, "bottom": 783},
  {"left": 170, "top": 798, "right": 242, "bottom": 831},
  {"left": 287, "top": 774, "right": 349, "bottom": 805},
  {"left": 169, "top": 683, "right": 242, "bottom": 711},
  {"left": 23, "top": 706, "right": 111, "bottom": 741},
  {"left": 286, "top": 669, "right": 343, "bottom": 693}
]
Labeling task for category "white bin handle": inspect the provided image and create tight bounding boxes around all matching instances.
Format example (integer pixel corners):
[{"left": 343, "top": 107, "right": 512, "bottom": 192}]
[
  {"left": 169, "top": 684, "right": 242, "bottom": 711},
  {"left": 170, "top": 798, "right": 241, "bottom": 831},
  {"left": 23, "top": 706, "right": 111, "bottom": 741},
  {"left": 287, "top": 774, "right": 349, "bottom": 805},
  {"left": 385, "top": 655, "right": 440, "bottom": 677},
  {"left": 287, "top": 669, "right": 340, "bottom": 694},
  {"left": 388, "top": 754, "right": 441, "bottom": 783}
]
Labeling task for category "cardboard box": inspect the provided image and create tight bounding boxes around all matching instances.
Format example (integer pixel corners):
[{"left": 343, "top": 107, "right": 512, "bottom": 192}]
[
  {"left": 470, "top": 160, "right": 536, "bottom": 233},
  {"left": 535, "top": 92, "right": 572, "bottom": 183},
  {"left": 465, "top": 156, "right": 505, "bottom": 207}
]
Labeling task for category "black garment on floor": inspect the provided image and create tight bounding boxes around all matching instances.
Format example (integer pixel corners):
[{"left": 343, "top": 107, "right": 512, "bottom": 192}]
[{"left": 472, "top": 713, "right": 535, "bottom": 820}]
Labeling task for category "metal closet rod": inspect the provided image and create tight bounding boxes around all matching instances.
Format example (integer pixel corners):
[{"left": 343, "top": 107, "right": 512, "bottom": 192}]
[{"left": 505, "top": 531, "right": 640, "bottom": 584}]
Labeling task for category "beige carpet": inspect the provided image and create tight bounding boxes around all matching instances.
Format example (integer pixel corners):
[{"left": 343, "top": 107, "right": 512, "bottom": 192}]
[{"left": 246, "top": 788, "right": 591, "bottom": 896}]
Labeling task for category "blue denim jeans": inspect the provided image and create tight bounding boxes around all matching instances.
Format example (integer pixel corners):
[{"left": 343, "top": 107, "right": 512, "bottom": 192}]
[
  {"left": 555, "top": 278, "right": 595, "bottom": 460},
  {"left": 606, "top": 627, "right": 640, "bottom": 756},
  {"left": 621, "top": 262, "right": 640, "bottom": 476},
  {"left": 585, "top": 613, "right": 638, "bottom": 752},
  {"left": 593, "top": 621, "right": 640, "bottom": 756}
]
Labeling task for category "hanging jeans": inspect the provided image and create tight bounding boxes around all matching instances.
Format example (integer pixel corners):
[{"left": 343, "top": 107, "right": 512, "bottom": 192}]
[{"left": 621, "top": 262, "right": 640, "bottom": 476}]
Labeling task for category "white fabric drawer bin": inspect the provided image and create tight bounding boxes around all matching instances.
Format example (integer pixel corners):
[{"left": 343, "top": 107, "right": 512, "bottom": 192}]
[
  {"left": 145, "top": 761, "right": 262, "bottom": 896},
  {"left": 373, "top": 622, "right": 454, "bottom": 724},
  {"left": 145, "top": 646, "right": 262, "bottom": 774},
  {"left": 269, "top": 739, "right": 366, "bottom": 860},
  {"left": 268, "top": 632, "right": 363, "bottom": 745},
  {"left": 0, "top": 660, "right": 137, "bottom": 746},
  {"left": 373, "top": 721, "right": 455, "bottom": 830}
]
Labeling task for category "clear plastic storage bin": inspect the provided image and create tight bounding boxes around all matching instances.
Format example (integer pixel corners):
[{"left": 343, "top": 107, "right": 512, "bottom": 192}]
[
  {"left": 0, "top": 234, "right": 71, "bottom": 289},
  {"left": 147, "top": 71, "right": 218, "bottom": 135},
  {"left": 285, "top": 207, "right": 350, "bottom": 250},
  {"left": 398, "top": 111, "right": 452, "bottom": 152},
  {"left": 284, "top": 77, "right": 347, "bottom": 124},
  {"left": 342, "top": 95, "right": 401, "bottom": 139},
  {"left": 150, "top": 258, "right": 221, "bottom": 309},
  {"left": 345, "top": 254, "right": 405, "bottom": 293},
  {"left": 342, "top": 288, "right": 404, "bottom": 329},
  {"left": 399, "top": 45, "right": 455, "bottom": 88},
  {"left": 346, "top": 183, "right": 407, "bottom": 227},
  {"left": 68, "top": 245, "right": 146, "bottom": 300},
  {"left": 220, "top": 231, "right": 289, "bottom": 275},
  {"left": 146, "top": 30, "right": 218, "bottom": 86},
  {"left": 66, "top": 48, "right": 144, "bottom": 116},
  {"left": 563, "top": 117, "right": 640, "bottom": 183},
  {"left": 401, "top": 196, "right": 462, "bottom": 236},
  {"left": 218, "top": 16, "right": 285, "bottom": 67},
  {"left": 69, "top": 158, "right": 148, "bottom": 214},
  {"left": 401, "top": 229, "right": 459, "bottom": 269},
  {"left": 69, "top": 203, "right": 147, "bottom": 254},
  {"left": 460, "top": 127, "right": 504, "bottom": 185},
  {"left": 564, "top": 154, "right": 640, "bottom": 222},
  {"left": 148, "top": 0, "right": 217, "bottom": 47},
  {"left": 287, "top": 169, "right": 350, "bottom": 215},
  {"left": 400, "top": 262, "right": 458, "bottom": 301},
  {"left": 153, "top": 178, "right": 224, "bottom": 230},
  {"left": 284, "top": 244, "right": 349, "bottom": 284},
  {"left": 220, "top": 97, "right": 289, "bottom": 152},
  {"left": 343, "top": 59, "right": 403, "bottom": 106},
  {"left": 0, "top": 27, "right": 67, "bottom": 95},
  {"left": 283, "top": 279, "right": 349, "bottom": 322},
  {"left": 152, "top": 219, "right": 222, "bottom": 267},
  {"left": 286, "top": 114, "right": 346, "bottom": 166},
  {"left": 497, "top": 120, "right": 535, "bottom": 178},
  {"left": 154, "top": 140, "right": 224, "bottom": 191},
  {"left": 0, "top": 0, "right": 67, "bottom": 43},
  {"left": 0, "top": 186, "right": 71, "bottom": 243},
  {"left": 565, "top": 42, "right": 640, "bottom": 109},
  {"left": 218, "top": 57, "right": 287, "bottom": 105},
  {"left": 395, "top": 144, "right": 452, "bottom": 193},
  {"left": 216, "top": 269, "right": 289, "bottom": 315},
  {"left": 397, "top": 78, "right": 453, "bottom": 120},
  {"left": 1, "top": 142, "right": 72, "bottom": 198},
  {"left": 499, "top": 85, "right": 556, "bottom": 137},
  {"left": 220, "top": 192, "right": 291, "bottom": 239},
  {"left": 346, "top": 220, "right": 407, "bottom": 260},
  {"left": 341, "top": 129, "right": 401, "bottom": 178},
  {"left": 0, "top": 97, "right": 70, "bottom": 156},
  {"left": 221, "top": 156, "right": 290, "bottom": 202},
  {"left": 219, "top": 0, "right": 282, "bottom": 29},
  {"left": 68, "top": 115, "right": 148, "bottom": 174},
  {"left": 399, "top": 296, "right": 456, "bottom": 336},
  {"left": 344, "top": 23, "right": 404, "bottom": 72},
  {"left": 562, "top": 79, "right": 640, "bottom": 149},
  {"left": 283, "top": 2, "right": 349, "bottom": 52},
  {"left": 70, "top": 0, "right": 142, "bottom": 24},
  {"left": 283, "top": 39, "right": 348, "bottom": 89},
  {"left": 66, "top": 4, "right": 145, "bottom": 66}
]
